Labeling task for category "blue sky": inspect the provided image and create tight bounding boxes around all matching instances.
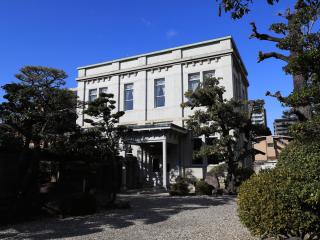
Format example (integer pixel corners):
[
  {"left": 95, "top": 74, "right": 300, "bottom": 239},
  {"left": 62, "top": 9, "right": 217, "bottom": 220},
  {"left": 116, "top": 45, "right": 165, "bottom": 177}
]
[{"left": 0, "top": 0, "right": 294, "bottom": 130}]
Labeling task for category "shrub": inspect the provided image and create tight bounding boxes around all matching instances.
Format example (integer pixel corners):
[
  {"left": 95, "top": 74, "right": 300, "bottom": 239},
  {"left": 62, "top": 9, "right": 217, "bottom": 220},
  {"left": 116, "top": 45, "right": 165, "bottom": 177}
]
[
  {"left": 195, "top": 180, "right": 214, "bottom": 195},
  {"left": 60, "top": 193, "right": 97, "bottom": 216},
  {"left": 0, "top": 130, "right": 23, "bottom": 152},
  {"left": 234, "top": 167, "right": 255, "bottom": 187},
  {"left": 237, "top": 141, "right": 320, "bottom": 239},
  {"left": 169, "top": 177, "right": 190, "bottom": 196}
]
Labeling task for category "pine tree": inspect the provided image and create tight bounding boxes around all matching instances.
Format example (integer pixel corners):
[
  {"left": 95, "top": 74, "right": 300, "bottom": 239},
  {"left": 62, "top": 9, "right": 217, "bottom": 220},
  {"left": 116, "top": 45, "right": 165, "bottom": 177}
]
[
  {"left": 183, "top": 76, "right": 252, "bottom": 193},
  {"left": 217, "top": 0, "right": 320, "bottom": 120}
]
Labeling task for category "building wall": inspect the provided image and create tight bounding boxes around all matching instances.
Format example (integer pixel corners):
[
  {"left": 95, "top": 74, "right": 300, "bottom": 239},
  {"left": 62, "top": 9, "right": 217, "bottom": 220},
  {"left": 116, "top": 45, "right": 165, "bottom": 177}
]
[
  {"left": 76, "top": 36, "right": 248, "bottom": 129},
  {"left": 76, "top": 36, "right": 249, "bottom": 175},
  {"left": 254, "top": 135, "right": 293, "bottom": 162},
  {"left": 252, "top": 109, "right": 267, "bottom": 126},
  {"left": 273, "top": 118, "right": 298, "bottom": 136}
]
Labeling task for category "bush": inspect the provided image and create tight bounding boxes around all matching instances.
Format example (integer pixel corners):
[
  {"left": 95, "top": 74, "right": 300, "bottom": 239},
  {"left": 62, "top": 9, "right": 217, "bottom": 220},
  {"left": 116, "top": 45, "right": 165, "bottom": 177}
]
[
  {"left": 60, "top": 193, "right": 97, "bottom": 216},
  {"left": 195, "top": 180, "right": 214, "bottom": 195},
  {"left": 169, "top": 177, "right": 190, "bottom": 196},
  {"left": 237, "top": 141, "right": 320, "bottom": 239},
  {"left": 0, "top": 130, "right": 24, "bottom": 152},
  {"left": 234, "top": 167, "right": 255, "bottom": 187}
]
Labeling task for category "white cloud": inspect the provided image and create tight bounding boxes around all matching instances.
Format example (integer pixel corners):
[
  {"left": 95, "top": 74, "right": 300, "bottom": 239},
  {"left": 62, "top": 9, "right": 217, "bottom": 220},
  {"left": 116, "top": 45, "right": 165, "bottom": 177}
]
[
  {"left": 166, "top": 29, "right": 178, "bottom": 38},
  {"left": 141, "top": 18, "right": 152, "bottom": 27}
]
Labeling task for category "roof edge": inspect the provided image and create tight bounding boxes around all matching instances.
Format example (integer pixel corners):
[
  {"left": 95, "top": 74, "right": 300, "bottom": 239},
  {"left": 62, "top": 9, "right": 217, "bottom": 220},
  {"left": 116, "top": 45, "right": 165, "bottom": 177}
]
[{"left": 77, "top": 36, "right": 233, "bottom": 70}]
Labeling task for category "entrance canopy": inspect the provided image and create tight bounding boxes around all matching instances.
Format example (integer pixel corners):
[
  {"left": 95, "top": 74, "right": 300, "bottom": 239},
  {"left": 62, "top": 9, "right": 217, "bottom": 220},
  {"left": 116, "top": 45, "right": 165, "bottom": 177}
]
[
  {"left": 123, "top": 123, "right": 188, "bottom": 189},
  {"left": 124, "top": 123, "right": 188, "bottom": 145}
]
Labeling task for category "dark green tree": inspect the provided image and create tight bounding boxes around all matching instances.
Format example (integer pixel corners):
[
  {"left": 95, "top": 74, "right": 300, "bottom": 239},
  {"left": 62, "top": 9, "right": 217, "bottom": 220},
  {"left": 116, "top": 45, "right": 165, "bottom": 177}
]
[
  {"left": 0, "top": 66, "right": 78, "bottom": 220},
  {"left": 183, "top": 76, "right": 254, "bottom": 193},
  {"left": 0, "top": 66, "right": 77, "bottom": 149},
  {"left": 217, "top": 0, "right": 320, "bottom": 120},
  {"left": 249, "top": 99, "right": 272, "bottom": 136},
  {"left": 83, "top": 92, "right": 126, "bottom": 159}
]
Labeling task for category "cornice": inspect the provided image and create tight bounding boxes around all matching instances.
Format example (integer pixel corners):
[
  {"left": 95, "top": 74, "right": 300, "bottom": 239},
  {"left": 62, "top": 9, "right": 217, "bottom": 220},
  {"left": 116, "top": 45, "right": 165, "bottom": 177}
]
[{"left": 76, "top": 49, "right": 234, "bottom": 82}]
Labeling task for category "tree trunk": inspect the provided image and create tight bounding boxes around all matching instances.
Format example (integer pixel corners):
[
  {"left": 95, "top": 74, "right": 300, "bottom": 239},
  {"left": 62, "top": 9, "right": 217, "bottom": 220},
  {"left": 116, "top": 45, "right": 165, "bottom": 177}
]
[
  {"left": 293, "top": 74, "right": 312, "bottom": 120},
  {"left": 225, "top": 171, "right": 236, "bottom": 194},
  {"left": 226, "top": 152, "right": 237, "bottom": 193}
]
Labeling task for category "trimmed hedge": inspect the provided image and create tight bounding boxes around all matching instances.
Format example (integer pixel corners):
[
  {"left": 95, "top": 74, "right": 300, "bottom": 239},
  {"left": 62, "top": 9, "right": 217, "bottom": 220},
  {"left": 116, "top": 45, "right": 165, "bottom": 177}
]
[
  {"left": 169, "top": 177, "right": 190, "bottom": 196},
  {"left": 237, "top": 141, "right": 320, "bottom": 239},
  {"left": 195, "top": 180, "right": 214, "bottom": 195}
]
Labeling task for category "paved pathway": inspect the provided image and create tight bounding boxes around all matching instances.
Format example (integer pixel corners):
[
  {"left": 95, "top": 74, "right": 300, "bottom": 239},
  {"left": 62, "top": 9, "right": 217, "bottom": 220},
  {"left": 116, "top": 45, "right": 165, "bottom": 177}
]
[{"left": 0, "top": 193, "right": 256, "bottom": 240}]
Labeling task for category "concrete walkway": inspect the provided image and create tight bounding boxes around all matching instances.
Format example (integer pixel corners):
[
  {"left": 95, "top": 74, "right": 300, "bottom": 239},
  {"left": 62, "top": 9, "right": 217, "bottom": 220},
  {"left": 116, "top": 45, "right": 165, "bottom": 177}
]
[{"left": 0, "top": 193, "right": 256, "bottom": 240}]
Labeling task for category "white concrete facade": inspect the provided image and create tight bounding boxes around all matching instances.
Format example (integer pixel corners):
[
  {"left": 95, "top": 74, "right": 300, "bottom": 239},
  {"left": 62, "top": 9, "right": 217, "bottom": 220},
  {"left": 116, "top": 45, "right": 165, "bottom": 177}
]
[{"left": 76, "top": 36, "right": 249, "bottom": 188}]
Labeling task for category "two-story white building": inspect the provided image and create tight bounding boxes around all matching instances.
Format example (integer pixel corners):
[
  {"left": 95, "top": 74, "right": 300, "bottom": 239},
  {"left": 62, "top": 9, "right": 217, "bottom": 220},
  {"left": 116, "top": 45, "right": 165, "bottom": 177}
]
[{"left": 76, "top": 36, "right": 249, "bottom": 189}]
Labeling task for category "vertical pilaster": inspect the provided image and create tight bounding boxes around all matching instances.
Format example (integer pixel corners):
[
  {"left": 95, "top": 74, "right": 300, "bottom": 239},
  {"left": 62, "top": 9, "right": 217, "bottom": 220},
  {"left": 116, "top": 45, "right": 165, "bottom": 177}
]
[
  {"left": 202, "top": 135, "right": 208, "bottom": 179},
  {"left": 162, "top": 139, "right": 167, "bottom": 189},
  {"left": 141, "top": 146, "right": 144, "bottom": 173},
  {"left": 145, "top": 70, "right": 148, "bottom": 121}
]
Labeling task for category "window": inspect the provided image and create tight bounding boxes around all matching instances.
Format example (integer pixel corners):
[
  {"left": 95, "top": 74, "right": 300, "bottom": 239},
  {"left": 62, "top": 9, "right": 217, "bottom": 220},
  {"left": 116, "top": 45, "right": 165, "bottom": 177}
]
[
  {"left": 154, "top": 78, "right": 165, "bottom": 107},
  {"left": 267, "top": 143, "right": 274, "bottom": 148},
  {"left": 188, "top": 73, "right": 200, "bottom": 91},
  {"left": 203, "top": 70, "right": 215, "bottom": 80},
  {"left": 88, "top": 89, "right": 97, "bottom": 102},
  {"left": 99, "top": 87, "right": 108, "bottom": 96},
  {"left": 124, "top": 83, "right": 134, "bottom": 111}
]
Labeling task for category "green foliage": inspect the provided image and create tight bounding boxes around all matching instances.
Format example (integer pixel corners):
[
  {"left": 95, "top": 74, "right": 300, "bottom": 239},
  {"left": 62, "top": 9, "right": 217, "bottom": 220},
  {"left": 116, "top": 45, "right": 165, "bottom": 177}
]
[
  {"left": 0, "top": 128, "right": 23, "bottom": 152},
  {"left": 195, "top": 180, "right": 214, "bottom": 195},
  {"left": 238, "top": 141, "right": 320, "bottom": 239},
  {"left": 182, "top": 76, "right": 253, "bottom": 193},
  {"left": 169, "top": 177, "right": 190, "bottom": 196},
  {"left": 289, "top": 114, "right": 320, "bottom": 141},
  {"left": 216, "top": 0, "right": 279, "bottom": 19},
  {"left": 250, "top": 124, "right": 272, "bottom": 136},
  {"left": 217, "top": 0, "right": 320, "bottom": 120},
  {"left": 83, "top": 93, "right": 125, "bottom": 158},
  {"left": 234, "top": 167, "right": 254, "bottom": 187},
  {"left": 208, "top": 162, "right": 227, "bottom": 175},
  {"left": 0, "top": 66, "right": 77, "bottom": 149}
]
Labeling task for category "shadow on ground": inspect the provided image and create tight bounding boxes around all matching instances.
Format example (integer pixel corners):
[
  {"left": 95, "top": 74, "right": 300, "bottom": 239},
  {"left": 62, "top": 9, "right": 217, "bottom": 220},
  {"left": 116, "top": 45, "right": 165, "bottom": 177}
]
[{"left": 0, "top": 193, "right": 234, "bottom": 239}]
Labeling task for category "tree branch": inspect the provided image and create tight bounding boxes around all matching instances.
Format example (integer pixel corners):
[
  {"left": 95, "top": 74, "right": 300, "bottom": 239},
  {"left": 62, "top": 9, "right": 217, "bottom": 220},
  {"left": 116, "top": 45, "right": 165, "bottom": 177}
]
[
  {"left": 265, "top": 90, "right": 286, "bottom": 102},
  {"left": 258, "top": 51, "right": 290, "bottom": 63},
  {"left": 250, "top": 22, "right": 283, "bottom": 42}
]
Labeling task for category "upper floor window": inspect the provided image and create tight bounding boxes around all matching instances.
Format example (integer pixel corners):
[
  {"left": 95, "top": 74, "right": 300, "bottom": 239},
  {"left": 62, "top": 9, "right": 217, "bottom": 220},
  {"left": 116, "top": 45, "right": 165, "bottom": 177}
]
[
  {"left": 188, "top": 73, "right": 200, "bottom": 91},
  {"left": 154, "top": 78, "right": 165, "bottom": 108},
  {"left": 99, "top": 87, "right": 108, "bottom": 96},
  {"left": 124, "top": 83, "right": 134, "bottom": 111},
  {"left": 203, "top": 70, "right": 215, "bottom": 80},
  {"left": 88, "top": 89, "right": 97, "bottom": 102}
]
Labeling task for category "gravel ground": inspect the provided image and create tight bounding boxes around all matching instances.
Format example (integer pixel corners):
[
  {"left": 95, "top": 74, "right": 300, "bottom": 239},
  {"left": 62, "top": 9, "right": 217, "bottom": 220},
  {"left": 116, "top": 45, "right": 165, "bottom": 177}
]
[{"left": 0, "top": 192, "right": 257, "bottom": 240}]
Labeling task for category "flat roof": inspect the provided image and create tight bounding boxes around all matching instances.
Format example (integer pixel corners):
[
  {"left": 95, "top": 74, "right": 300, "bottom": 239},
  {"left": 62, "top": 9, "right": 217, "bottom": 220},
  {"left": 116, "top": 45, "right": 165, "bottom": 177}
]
[{"left": 77, "top": 36, "right": 247, "bottom": 75}]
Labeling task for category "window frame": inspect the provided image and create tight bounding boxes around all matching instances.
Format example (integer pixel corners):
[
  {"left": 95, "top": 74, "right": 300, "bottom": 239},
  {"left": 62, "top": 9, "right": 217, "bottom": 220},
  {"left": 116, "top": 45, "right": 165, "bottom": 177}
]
[
  {"left": 188, "top": 72, "right": 200, "bottom": 92},
  {"left": 88, "top": 88, "right": 98, "bottom": 102},
  {"left": 99, "top": 87, "right": 108, "bottom": 96},
  {"left": 154, "top": 78, "right": 165, "bottom": 108},
  {"left": 124, "top": 83, "right": 134, "bottom": 111},
  {"left": 203, "top": 70, "right": 216, "bottom": 81}
]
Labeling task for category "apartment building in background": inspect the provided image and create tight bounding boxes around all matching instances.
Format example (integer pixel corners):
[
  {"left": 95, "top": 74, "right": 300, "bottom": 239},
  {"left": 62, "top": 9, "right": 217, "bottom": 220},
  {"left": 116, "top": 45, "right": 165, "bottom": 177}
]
[
  {"left": 75, "top": 36, "right": 249, "bottom": 188},
  {"left": 251, "top": 104, "right": 267, "bottom": 126},
  {"left": 273, "top": 116, "right": 298, "bottom": 136}
]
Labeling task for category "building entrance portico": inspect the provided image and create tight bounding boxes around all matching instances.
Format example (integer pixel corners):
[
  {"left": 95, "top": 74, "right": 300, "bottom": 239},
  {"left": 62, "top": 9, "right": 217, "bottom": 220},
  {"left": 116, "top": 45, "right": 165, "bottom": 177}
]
[{"left": 123, "top": 123, "right": 188, "bottom": 189}]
